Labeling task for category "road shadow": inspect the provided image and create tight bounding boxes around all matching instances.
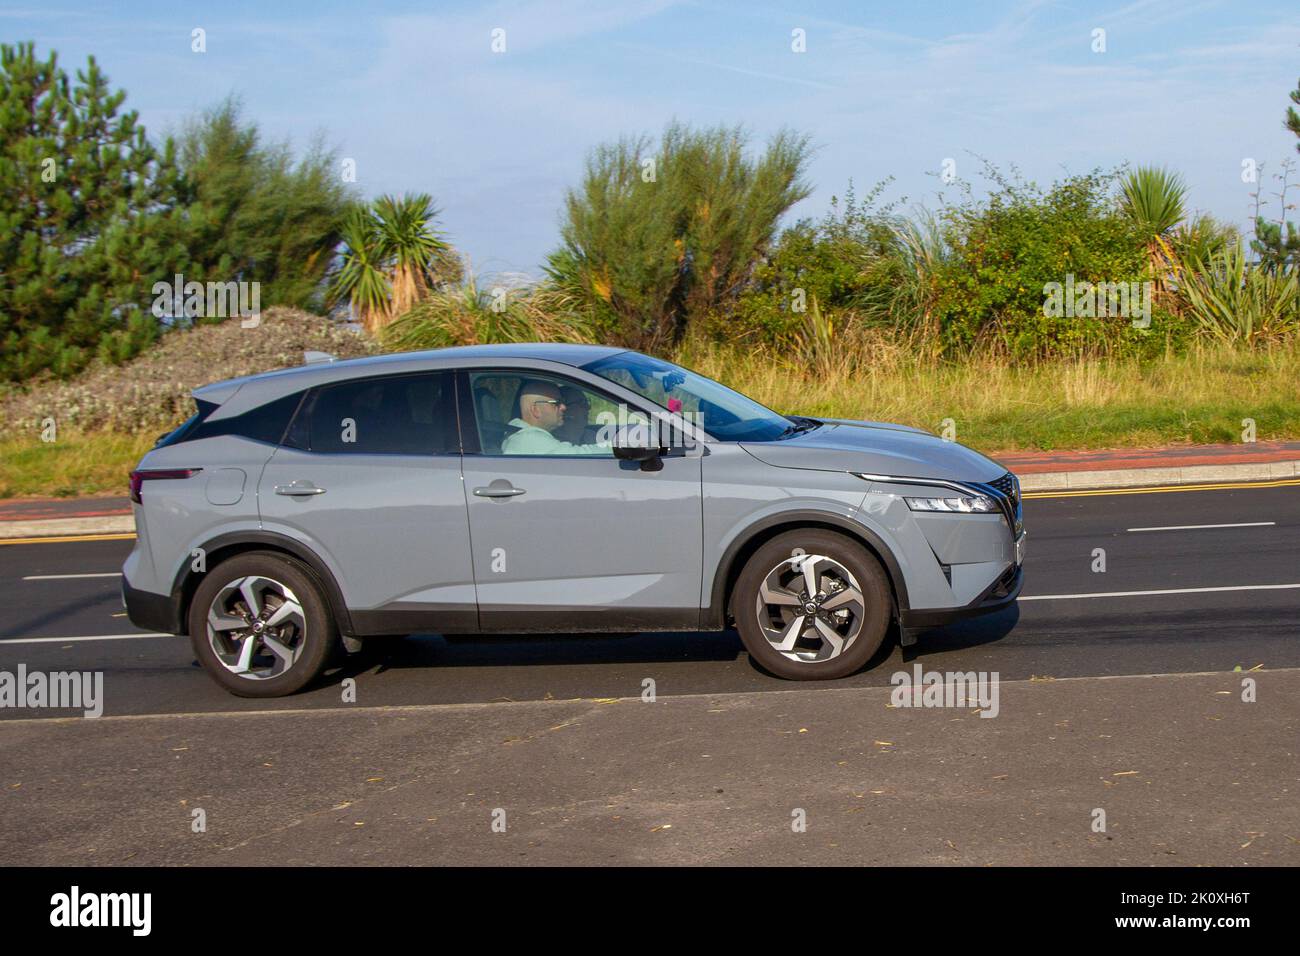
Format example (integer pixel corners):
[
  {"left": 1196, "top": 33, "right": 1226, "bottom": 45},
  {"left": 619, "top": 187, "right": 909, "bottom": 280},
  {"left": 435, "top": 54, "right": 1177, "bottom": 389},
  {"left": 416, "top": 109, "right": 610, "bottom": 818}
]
[
  {"left": 321, "top": 604, "right": 1022, "bottom": 688},
  {"left": 901, "top": 604, "right": 1022, "bottom": 663}
]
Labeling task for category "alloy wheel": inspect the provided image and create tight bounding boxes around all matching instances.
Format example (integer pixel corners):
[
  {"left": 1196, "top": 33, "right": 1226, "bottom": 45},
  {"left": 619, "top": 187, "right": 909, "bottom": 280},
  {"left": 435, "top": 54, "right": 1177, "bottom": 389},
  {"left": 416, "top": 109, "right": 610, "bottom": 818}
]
[
  {"left": 753, "top": 552, "right": 866, "bottom": 663},
  {"left": 205, "top": 575, "right": 306, "bottom": 680}
]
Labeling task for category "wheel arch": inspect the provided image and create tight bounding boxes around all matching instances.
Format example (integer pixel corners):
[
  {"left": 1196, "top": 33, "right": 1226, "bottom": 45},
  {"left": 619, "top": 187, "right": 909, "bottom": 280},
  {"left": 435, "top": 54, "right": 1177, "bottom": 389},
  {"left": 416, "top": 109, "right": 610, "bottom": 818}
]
[
  {"left": 705, "top": 511, "right": 910, "bottom": 630},
  {"left": 173, "top": 531, "right": 356, "bottom": 638}
]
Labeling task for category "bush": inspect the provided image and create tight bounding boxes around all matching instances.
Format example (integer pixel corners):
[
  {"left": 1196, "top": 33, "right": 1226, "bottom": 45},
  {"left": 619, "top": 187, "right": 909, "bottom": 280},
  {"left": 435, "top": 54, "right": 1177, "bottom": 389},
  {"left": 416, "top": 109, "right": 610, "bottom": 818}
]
[
  {"left": 547, "top": 122, "right": 812, "bottom": 351},
  {"left": 933, "top": 170, "right": 1156, "bottom": 358},
  {"left": 382, "top": 276, "right": 596, "bottom": 351}
]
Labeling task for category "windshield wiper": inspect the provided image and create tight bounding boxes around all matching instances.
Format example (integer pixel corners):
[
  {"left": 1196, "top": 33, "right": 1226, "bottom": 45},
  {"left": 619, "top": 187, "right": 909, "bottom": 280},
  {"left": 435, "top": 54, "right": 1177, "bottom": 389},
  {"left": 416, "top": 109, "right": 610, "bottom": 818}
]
[{"left": 778, "top": 416, "right": 821, "bottom": 439}]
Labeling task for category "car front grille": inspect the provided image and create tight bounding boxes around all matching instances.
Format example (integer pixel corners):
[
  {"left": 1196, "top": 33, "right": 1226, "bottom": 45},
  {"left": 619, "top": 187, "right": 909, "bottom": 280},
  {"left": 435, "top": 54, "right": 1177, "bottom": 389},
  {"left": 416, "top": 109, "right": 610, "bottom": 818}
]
[{"left": 982, "top": 472, "right": 1023, "bottom": 536}]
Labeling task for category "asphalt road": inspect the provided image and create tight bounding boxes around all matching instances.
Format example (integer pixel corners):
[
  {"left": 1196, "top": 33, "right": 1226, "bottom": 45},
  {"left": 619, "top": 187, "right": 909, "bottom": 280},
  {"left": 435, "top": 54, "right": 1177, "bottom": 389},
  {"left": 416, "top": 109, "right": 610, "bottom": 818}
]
[{"left": 1, "top": 481, "right": 1297, "bottom": 718}]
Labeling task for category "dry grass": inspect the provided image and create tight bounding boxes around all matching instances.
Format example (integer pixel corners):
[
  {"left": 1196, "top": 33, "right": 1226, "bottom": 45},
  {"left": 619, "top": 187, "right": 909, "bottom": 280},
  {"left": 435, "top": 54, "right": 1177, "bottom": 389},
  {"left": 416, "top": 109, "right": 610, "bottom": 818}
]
[
  {"left": 0, "top": 431, "right": 158, "bottom": 499},
  {"left": 2, "top": 319, "right": 1297, "bottom": 498},
  {"left": 678, "top": 336, "right": 1300, "bottom": 451}
]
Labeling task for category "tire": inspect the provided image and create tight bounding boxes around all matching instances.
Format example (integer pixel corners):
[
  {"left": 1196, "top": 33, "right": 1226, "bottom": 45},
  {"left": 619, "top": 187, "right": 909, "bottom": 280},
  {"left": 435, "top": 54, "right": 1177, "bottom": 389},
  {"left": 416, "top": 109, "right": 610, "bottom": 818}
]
[
  {"left": 188, "top": 551, "right": 341, "bottom": 697},
  {"left": 731, "top": 529, "right": 892, "bottom": 680}
]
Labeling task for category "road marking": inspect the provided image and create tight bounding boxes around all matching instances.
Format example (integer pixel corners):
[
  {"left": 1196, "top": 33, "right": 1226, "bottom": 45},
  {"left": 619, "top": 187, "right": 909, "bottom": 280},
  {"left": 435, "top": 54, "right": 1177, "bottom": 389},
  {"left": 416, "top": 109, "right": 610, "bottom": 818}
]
[
  {"left": 0, "top": 633, "right": 172, "bottom": 645},
  {"left": 1126, "top": 521, "right": 1276, "bottom": 533},
  {"left": 1021, "top": 583, "right": 1300, "bottom": 601},
  {"left": 0, "top": 533, "right": 135, "bottom": 546},
  {"left": 1024, "top": 477, "right": 1300, "bottom": 499},
  {"left": 22, "top": 572, "right": 122, "bottom": 581}
]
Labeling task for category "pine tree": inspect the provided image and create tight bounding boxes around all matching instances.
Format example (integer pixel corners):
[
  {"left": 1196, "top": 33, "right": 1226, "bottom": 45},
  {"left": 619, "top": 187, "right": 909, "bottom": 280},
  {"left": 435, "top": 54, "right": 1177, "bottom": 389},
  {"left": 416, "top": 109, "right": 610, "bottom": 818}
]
[
  {"left": 0, "top": 42, "right": 186, "bottom": 381},
  {"left": 1251, "top": 76, "right": 1300, "bottom": 271}
]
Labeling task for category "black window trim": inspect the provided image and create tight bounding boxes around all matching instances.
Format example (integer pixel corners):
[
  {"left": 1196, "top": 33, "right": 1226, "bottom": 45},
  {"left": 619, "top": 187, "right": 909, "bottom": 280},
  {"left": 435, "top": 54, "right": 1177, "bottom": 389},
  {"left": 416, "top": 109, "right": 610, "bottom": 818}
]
[
  {"left": 284, "top": 369, "right": 462, "bottom": 458},
  {"left": 455, "top": 366, "right": 686, "bottom": 461}
]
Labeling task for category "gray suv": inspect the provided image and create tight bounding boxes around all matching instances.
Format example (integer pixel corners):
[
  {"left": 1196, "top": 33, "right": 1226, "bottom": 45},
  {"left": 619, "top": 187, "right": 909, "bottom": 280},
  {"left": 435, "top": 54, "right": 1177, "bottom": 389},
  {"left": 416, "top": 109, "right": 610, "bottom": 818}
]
[{"left": 123, "top": 344, "right": 1024, "bottom": 697}]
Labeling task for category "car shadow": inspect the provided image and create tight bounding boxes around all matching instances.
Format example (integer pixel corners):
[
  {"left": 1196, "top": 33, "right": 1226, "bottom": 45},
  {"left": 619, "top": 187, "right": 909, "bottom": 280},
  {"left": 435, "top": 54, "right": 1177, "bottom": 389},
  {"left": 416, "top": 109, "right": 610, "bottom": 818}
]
[
  {"left": 899, "top": 604, "right": 1022, "bottom": 663},
  {"left": 322, "top": 604, "right": 1021, "bottom": 686}
]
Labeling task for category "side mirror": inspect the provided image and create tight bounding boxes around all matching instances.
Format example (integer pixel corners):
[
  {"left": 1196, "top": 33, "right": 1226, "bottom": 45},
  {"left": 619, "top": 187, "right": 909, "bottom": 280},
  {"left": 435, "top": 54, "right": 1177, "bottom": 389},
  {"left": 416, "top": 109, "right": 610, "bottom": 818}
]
[{"left": 613, "top": 444, "right": 661, "bottom": 463}]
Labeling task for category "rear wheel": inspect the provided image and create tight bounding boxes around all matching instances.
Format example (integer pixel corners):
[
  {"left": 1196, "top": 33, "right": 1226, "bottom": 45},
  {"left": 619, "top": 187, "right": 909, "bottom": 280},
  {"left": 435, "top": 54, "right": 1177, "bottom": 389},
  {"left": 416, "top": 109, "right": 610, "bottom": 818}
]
[
  {"left": 732, "top": 530, "right": 892, "bottom": 680},
  {"left": 188, "top": 551, "right": 340, "bottom": 697}
]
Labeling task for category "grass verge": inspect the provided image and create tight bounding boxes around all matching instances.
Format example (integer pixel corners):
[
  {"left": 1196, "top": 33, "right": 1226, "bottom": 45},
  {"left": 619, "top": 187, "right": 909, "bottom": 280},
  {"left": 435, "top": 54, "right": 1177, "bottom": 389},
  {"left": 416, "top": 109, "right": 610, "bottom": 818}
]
[
  {"left": 0, "top": 431, "right": 157, "bottom": 499},
  {"left": 1, "top": 344, "right": 1297, "bottom": 498}
]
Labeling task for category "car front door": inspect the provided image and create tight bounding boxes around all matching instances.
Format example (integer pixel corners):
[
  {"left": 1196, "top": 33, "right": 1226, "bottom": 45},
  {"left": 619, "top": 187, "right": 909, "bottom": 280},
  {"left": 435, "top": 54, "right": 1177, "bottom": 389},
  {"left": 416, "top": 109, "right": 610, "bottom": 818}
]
[
  {"left": 458, "top": 367, "right": 704, "bottom": 631},
  {"left": 257, "top": 370, "right": 477, "bottom": 633}
]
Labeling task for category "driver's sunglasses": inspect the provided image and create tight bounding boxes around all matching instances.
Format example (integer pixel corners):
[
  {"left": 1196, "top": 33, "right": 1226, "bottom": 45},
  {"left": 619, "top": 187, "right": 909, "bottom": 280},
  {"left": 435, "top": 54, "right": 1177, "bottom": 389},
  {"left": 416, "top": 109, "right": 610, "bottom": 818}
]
[{"left": 531, "top": 398, "right": 563, "bottom": 408}]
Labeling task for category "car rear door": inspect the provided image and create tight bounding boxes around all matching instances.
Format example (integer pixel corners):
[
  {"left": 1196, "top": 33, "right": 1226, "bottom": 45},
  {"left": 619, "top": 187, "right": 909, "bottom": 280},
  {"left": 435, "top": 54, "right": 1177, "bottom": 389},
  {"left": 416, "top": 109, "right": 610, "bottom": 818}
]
[{"left": 257, "top": 370, "right": 476, "bottom": 633}]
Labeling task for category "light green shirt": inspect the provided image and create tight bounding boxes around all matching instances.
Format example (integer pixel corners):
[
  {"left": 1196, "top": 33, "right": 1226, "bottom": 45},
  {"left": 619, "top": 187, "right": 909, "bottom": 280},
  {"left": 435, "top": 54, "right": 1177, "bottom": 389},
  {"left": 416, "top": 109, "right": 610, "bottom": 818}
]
[{"left": 501, "top": 418, "right": 610, "bottom": 456}]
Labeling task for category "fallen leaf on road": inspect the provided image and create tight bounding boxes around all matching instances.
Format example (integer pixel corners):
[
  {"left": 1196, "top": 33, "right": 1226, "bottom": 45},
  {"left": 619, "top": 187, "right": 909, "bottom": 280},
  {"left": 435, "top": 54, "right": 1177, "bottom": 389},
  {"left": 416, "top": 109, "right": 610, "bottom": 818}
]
[
  {"left": 651, "top": 824, "right": 672, "bottom": 832},
  {"left": 1112, "top": 771, "right": 1139, "bottom": 777},
  {"left": 873, "top": 740, "right": 894, "bottom": 746},
  {"left": 365, "top": 777, "right": 384, "bottom": 783}
]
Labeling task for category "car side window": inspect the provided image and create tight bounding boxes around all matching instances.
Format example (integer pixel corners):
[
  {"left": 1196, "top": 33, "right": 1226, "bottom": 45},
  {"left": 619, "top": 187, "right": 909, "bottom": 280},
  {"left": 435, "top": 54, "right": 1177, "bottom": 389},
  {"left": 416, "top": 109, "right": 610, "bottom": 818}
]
[
  {"left": 467, "top": 370, "right": 618, "bottom": 457},
  {"left": 286, "top": 372, "right": 458, "bottom": 455}
]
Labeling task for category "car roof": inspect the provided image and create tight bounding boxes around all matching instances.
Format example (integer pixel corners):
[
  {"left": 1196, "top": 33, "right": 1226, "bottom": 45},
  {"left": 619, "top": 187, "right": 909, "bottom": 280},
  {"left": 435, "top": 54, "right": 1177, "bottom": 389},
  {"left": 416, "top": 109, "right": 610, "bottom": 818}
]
[{"left": 194, "top": 342, "right": 630, "bottom": 414}]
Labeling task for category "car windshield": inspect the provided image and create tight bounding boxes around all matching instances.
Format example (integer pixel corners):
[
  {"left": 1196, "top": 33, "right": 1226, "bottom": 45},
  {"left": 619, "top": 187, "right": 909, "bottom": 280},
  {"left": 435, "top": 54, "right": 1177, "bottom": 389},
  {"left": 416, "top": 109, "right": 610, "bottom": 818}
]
[{"left": 582, "top": 352, "right": 803, "bottom": 442}]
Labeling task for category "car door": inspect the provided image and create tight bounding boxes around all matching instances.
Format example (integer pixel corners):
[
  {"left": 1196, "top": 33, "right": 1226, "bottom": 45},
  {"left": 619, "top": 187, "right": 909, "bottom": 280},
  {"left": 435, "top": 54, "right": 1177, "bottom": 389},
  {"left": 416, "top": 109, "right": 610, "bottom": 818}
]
[
  {"left": 258, "top": 370, "right": 477, "bottom": 633},
  {"left": 458, "top": 367, "right": 704, "bottom": 632}
]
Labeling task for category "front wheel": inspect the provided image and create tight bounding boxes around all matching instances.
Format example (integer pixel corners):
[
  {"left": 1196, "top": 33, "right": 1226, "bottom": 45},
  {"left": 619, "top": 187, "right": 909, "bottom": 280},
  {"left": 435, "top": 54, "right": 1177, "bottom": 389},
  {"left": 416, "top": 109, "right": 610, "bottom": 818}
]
[
  {"left": 732, "top": 530, "right": 892, "bottom": 680},
  {"left": 188, "top": 551, "right": 340, "bottom": 697}
]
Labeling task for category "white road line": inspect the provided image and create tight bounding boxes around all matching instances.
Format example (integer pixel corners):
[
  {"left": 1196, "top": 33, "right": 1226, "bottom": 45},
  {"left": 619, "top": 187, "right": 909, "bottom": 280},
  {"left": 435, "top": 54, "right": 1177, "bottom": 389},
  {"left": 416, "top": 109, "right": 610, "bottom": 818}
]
[
  {"left": 1125, "top": 521, "right": 1276, "bottom": 532},
  {"left": 21, "top": 572, "right": 122, "bottom": 581},
  {"left": 1021, "top": 583, "right": 1300, "bottom": 601},
  {"left": 0, "top": 633, "right": 172, "bottom": 645}
]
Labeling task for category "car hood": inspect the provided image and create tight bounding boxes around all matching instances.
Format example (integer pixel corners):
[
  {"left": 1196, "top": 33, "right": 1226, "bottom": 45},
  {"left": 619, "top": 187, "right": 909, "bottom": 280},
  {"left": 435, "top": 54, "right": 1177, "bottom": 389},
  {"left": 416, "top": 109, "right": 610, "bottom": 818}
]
[{"left": 739, "top": 419, "right": 1007, "bottom": 482}]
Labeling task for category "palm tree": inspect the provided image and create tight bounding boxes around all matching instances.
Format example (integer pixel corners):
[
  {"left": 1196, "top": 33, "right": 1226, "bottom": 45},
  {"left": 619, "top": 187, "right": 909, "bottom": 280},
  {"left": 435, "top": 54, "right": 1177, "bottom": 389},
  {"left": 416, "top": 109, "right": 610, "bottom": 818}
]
[
  {"left": 328, "top": 194, "right": 453, "bottom": 335},
  {"left": 1120, "top": 166, "right": 1188, "bottom": 237},
  {"left": 1119, "top": 167, "right": 1187, "bottom": 297}
]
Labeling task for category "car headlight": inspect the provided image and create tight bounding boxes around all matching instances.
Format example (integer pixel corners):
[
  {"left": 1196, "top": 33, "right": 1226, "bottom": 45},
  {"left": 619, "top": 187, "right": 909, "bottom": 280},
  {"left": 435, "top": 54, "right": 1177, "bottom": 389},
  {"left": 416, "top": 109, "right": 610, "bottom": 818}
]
[{"left": 905, "top": 494, "right": 996, "bottom": 514}]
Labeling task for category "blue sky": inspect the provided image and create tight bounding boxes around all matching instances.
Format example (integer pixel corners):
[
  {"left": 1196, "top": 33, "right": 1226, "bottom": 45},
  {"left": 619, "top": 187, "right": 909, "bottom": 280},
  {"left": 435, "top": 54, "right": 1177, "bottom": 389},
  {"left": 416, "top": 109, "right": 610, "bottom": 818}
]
[{"left": 8, "top": 0, "right": 1300, "bottom": 277}]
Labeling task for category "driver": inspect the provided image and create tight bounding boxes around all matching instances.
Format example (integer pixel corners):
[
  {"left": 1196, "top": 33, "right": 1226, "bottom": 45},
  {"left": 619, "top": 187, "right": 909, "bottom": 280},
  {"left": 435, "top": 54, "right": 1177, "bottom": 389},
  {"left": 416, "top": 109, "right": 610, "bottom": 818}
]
[{"left": 502, "top": 380, "right": 610, "bottom": 455}]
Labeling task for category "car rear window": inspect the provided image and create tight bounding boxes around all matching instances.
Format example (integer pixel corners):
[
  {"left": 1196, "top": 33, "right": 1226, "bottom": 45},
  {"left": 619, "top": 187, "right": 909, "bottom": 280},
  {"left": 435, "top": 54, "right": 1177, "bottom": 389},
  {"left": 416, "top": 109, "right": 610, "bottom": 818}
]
[
  {"left": 284, "top": 372, "right": 458, "bottom": 455},
  {"left": 161, "top": 393, "right": 305, "bottom": 447}
]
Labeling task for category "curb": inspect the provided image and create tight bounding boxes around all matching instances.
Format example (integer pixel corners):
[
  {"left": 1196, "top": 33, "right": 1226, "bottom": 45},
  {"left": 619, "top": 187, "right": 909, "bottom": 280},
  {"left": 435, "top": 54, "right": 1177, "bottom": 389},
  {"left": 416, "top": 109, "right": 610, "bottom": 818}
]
[
  {"left": 0, "top": 515, "right": 136, "bottom": 540},
  {"left": 1017, "top": 460, "right": 1300, "bottom": 492}
]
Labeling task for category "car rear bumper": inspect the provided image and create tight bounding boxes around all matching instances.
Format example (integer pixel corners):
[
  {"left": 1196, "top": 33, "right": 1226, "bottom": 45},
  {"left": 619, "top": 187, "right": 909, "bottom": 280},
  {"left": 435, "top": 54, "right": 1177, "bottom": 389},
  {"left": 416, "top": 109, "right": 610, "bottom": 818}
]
[{"left": 122, "top": 578, "right": 183, "bottom": 635}]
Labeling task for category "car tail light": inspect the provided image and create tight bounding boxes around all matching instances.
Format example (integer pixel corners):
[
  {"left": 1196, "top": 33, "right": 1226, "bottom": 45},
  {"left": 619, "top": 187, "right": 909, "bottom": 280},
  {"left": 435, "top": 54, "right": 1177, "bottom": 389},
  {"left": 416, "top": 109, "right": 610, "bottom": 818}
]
[{"left": 129, "top": 468, "right": 202, "bottom": 504}]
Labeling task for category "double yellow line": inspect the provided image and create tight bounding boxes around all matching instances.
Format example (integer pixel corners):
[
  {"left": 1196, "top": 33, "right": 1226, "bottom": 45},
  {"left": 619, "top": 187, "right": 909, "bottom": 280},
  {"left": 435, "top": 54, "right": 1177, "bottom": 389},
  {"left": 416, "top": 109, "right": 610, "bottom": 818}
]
[
  {"left": 1022, "top": 477, "right": 1300, "bottom": 499},
  {"left": 0, "top": 532, "right": 136, "bottom": 546}
]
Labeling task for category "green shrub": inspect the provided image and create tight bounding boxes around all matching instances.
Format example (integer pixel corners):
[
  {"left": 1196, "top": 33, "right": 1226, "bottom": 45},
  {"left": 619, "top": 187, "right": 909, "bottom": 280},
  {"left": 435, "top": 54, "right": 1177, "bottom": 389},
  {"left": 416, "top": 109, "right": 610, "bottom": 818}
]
[{"left": 933, "top": 170, "right": 1153, "bottom": 358}]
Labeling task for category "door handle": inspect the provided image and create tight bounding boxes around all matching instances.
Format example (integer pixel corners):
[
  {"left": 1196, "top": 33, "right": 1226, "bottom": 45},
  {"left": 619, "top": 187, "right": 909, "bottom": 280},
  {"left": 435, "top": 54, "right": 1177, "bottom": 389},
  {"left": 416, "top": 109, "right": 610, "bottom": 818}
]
[
  {"left": 275, "top": 482, "right": 327, "bottom": 496},
  {"left": 473, "top": 485, "right": 526, "bottom": 498}
]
